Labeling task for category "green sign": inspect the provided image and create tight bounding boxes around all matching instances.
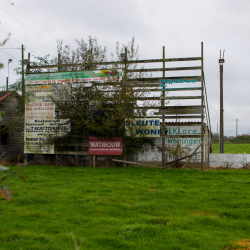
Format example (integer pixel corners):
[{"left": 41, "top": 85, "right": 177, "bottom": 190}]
[{"left": 26, "top": 70, "right": 122, "bottom": 85}]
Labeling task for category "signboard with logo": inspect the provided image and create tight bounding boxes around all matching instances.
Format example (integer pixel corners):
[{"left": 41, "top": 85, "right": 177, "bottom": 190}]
[
  {"left": 137, "top": 126, "right": 203, "bottom": 162},
  {"left": 24, "top": 119, "right": 70, "bottom": 154},
  {"left": 89, "top": 137, "right": 123, "bottom": 155},
  {"left": 26, "top": 84, "right": 71, "bottom": 102},
  {"left": 26, "top": 70, "right": 122, "bottom": 85},
  {"left": 125, "top": 118, "right": 160, "bottom": 137},
  {"left": 160, "top": 78, "right": 198, "bottom": 89},
  {"left": 24, "top": 81, "right": 72, "bottom": 154},
  {"left": 25, "top": 102, "right": 55, "bottom": 120}
]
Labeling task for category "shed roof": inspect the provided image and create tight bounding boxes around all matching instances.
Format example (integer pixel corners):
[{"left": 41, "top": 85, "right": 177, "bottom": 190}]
[{"left": 0, "top": 90, "right": 23, "bottom": 103}]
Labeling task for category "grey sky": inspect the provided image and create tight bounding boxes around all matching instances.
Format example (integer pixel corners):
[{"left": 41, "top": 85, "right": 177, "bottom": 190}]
[{"left": 0, "top": 0, "right": 249, "bottom": 136}]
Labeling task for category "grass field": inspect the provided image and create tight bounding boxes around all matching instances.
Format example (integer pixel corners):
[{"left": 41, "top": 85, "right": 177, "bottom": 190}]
[
  {"left": 212, "top": 143, "right": 250, "bottom": 154},
  {"left": 1, "top": 165, "right": 250, "bottom": 250}
]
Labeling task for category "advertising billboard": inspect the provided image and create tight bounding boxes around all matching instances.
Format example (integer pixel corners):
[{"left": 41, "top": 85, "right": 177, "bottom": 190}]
[
  {"left": 25, "top": 84, "right": 71, "bottom": 102},
  {"left": 26, "top": 70, "right": 122, "bottom": 85},
  {"left": 125, "top": 118, "right": 160, "bottom": 137},
  {"left": 89, "top": 137, "right": 123, "bottom": 155}
]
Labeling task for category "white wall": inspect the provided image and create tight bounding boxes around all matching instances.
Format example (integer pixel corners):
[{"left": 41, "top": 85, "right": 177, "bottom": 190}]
[{"left": 209, "top": 153, "right": 249, "bottom": 168}]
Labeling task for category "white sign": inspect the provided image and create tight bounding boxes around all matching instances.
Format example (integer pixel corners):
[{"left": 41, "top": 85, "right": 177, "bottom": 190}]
[
  {"left": 25, "top": 84, "right": 71, "bottom": 102},
  {"left": 24, "top": 119, "right": 70, "bottom": 154},
  {"left": 25, "top": 102, "right": 55, "bottom": 120},
  {"left": 137, "top": 126, "right": 203, "bottom": 162}
]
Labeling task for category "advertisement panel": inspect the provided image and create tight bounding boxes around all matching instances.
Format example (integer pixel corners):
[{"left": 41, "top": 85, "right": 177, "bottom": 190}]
[
  {"left": 24, "top": 119, "right": 70, "bottom": 154},
  {"left": 125, "top": 118, "right": 160, "bottom": 137},
  {"left": 89, "top": 137, "right": 123, "bottom": 155},
  {"left": 26, "top": 70, "right": 122, "bottom": 85},
  {"left": 25, "top": 102, "right": 55, "bottom": 120},
  {"left": 24, "top": 79, "right": 74, "bottom": 154},
  {"left": 26, "top": 84, "right": 71, "bottom": 102},
  {"left": 137, "top": 126, "right": 202, "bottom": 162}
]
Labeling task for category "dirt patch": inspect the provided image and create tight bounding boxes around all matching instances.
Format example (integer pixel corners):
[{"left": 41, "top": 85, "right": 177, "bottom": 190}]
[
  {"left": 191, "top": 210, "right": 220, "bottom": 218},
  {"left": 223, "top": 239, "right": 250, "bottom": 249},
  {"left": 206, "top": 166, "right": 250, "bottom": 171}
]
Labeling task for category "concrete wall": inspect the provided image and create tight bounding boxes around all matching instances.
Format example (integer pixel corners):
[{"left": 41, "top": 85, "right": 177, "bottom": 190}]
[{"left": 209, "top": 153, "right": 249, "bottom": 168}]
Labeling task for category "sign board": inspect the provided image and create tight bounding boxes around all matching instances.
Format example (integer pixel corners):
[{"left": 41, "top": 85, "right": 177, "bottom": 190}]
[
  {"left": 89, "top": 137, "right": 123, "bottom": 155},
  {"left": 25, "top": 102, "right": 55, "bottom": 120},
  {"left": 160, "top": 78, "right": 197, "bottom": 89},
  {"left": 137, "top": 126, "right": 202, "bottom": 162},
  {"left": 26, "top": 84, "right": 71, "bottom": 102},
  {"left": 26, "top": 70, "right": 122, "bottom": 85},
  {"left": 24, "top": 119, "right": 70, "bottom": 154},
  {"left": 125, "top": 118, "right": 160, "bottom": 137},
  {"left": 24, "top": 83, "right": 71, "bottom": 154}
]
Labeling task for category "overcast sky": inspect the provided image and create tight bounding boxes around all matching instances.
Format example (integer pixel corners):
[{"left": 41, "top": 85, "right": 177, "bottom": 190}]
[{"left": 0, "top": 0, "right": 249, "bottom": 136}]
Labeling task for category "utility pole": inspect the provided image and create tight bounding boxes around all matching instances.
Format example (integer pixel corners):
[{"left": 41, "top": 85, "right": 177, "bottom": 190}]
[
  {"left": 219, "top": 50, "right": 225, "bottom": 153},
  {"left": 236, "top": 119, "right": 238, "bottom": 137}
]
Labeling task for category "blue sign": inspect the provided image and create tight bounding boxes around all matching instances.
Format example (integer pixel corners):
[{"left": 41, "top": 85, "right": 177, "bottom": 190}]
[{"left": 160, "top": 78, "right": 197, "bottom": 89}]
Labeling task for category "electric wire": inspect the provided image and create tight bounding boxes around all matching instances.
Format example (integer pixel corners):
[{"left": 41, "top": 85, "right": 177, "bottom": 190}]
[
  {"left": 0, "top": 28, "right": 42, "bottom": 56},
  {"left": 0, "top": 7, "right": 57, "bottom": 52},
  {"left": 1, "top": 68, "right": 16, "bottom": 76},
  {"left": 0, "top": 49, "right": 19, "bottom": 61},
  {"left": 8, "top": 1, "right": 58, "bottom": 41}
]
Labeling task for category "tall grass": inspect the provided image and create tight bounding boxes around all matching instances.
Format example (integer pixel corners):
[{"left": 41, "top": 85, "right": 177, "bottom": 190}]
[{"left": 1, "top": 165, "right": 250, "bottom": 249}]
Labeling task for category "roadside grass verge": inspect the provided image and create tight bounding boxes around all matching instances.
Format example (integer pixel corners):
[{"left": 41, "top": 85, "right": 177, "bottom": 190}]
[
  {"left": 1, "top": 165, "right": 250, "bottom": 249},
  {"left": 212, "top": 143, "right": 250, "bottom": 154}
]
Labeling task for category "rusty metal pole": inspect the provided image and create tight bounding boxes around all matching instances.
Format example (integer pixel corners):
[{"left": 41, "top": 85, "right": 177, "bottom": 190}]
[{"left": 219, "top": 50, "right": 225, "bottom": 153}]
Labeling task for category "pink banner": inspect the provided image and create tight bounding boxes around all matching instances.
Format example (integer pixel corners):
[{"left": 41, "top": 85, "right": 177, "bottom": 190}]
[{"left": 89, "top": 137, "right": 123, "bottom": 155}]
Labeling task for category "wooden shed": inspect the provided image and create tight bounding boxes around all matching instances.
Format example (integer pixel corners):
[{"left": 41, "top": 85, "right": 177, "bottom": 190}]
[{"left": 0, "top": 91, "right": 24, "bottom": 162}]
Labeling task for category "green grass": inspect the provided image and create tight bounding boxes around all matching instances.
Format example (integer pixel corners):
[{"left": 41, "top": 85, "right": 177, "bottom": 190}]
[
  {"left": 212, "top": 143, "right": 250, "bottom": 154},
  {"left": 1, "top": 165, "right": 250, "bottom": 249}
]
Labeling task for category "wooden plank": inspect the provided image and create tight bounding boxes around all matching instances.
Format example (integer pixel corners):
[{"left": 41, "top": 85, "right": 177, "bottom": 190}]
[
  {"left": 129, "top": 76, "right": 203, "bottom": 83},
  {"left": 153, "top": 115, "right": 204, "bottom": 119},
  {"left": 127, "top": 66, "right": 202, "bottom": 73},
  {"left": 27, "top": 57, "right": 202, "bottom": 70},
  {"left": 112, "top": 159, "right": 163, "bottom": 169},
  {"left": 157, "top": 106, "right": 204, "bottom": 115},
  {"left": 160, "top": 96, "right": 203, "bottom": 100},
  {"left": 133, "top": 87, "right": 201, "bottom": 92},
  {"left": 134, "top": 106, "right": 162, "bottom": 109},
  {"left": 181, "top": 142, "right": 203, "bottom": 169},
  {"left": 166, "top": 151, "right": 201, "bottom": 166},
  {"left": 54, "top": 151, "right": 89, "bottom": 155},
  {"left": 102, "top": 96, "right": 204, "bottom": 101},
  {"left": 161, "top": 135, "right": 203, "bottom": 138},
  {"left": 160, "top": 123, "right": 203, "bottom": 127},
  {"left": 57, "top": 143, "right": 88, "bottom": 146}
]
